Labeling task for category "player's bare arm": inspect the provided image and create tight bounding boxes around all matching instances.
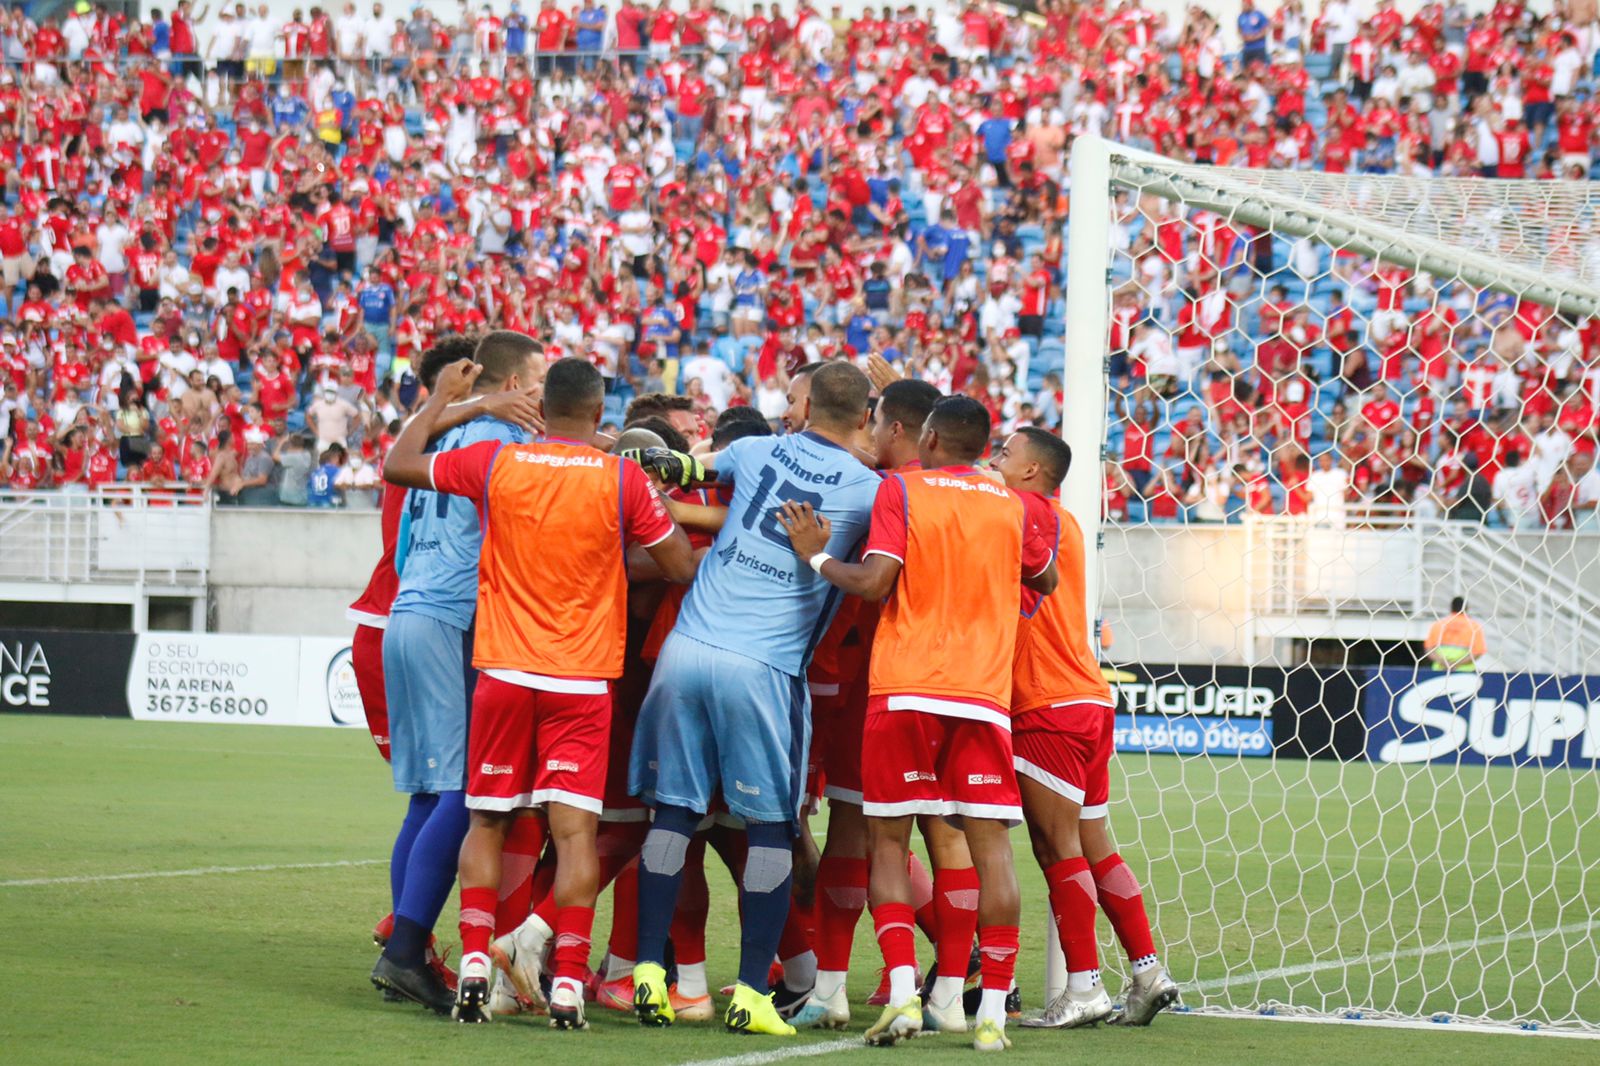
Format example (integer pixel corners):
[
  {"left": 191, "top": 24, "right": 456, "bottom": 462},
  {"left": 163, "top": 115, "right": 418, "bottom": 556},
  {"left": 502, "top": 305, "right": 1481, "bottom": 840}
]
[
  {"left": 661, "top": 497, "right": 727, "bottom": 533},
  {"left": 1024, "top": 557, "right": 1059, "bottom": 596},
  {"left": 776, "top": 500, "right": 901, "bottom": 601},
  {"left": 381, "top": 359, "right": 481, "bottom": 489}
]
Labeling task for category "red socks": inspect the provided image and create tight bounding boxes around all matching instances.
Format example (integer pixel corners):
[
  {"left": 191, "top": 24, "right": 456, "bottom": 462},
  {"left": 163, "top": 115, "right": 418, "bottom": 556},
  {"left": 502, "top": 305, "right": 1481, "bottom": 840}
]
[
  {"left": 1044, "top": 857, "right": 1099, "bottom": 974},
  {"left": 872, "top": 901, "right": 918, "bottom": 973},
  {"left": 606, "top": 858, "right": 640, "bottom": 963},
  {"left": 933, "top": 866, "right": 980, "bottom": 978},
  {"left": 907, "top": 851, "right": 939, "bottom": 943},
  {"left": 813, "top": 855, "right": 869, "bottom": 971},
  {"left": 494, "top": 817, "right": 546, "bottom": 937},
  {"left": 459, "top": 885, "right": 497, "bottom": 961},
  {"left": 977, "top": 924, "right": 1020, "bottom": 990},
  {"left": 1091, "top": 852, "right": 1157, "bottom": 965},
  {"left": 551, "top": 905, "right": 595, "bottom": 982}
]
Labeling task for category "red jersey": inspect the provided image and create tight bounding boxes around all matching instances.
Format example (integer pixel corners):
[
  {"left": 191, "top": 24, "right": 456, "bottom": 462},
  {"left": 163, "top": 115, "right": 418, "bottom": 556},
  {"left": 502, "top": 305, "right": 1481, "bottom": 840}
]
[{"left": 347, "top": 481, "right": 407, "bottom": 625}]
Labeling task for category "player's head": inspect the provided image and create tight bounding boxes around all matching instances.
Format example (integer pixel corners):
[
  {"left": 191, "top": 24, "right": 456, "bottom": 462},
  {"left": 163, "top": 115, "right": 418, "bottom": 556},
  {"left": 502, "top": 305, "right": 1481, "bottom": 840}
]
[
  {"left": 873, "top": 378, "right": 941, "bottom": 470},
  {"left": 627, "top": 391, "right": 703, "bottom": 442},
  {"left": 613, "top": 426, "right": 667, "bottom": 453},
  {"left": 919, "top": 395, "right": 990, "bottom": 467},
  {"left": 1451, "top": 595, "right": 1466, "bottom": 614},
  {"left": 782, "top": 362, "right": 821, "bottom": 433},
  {"left": 473, "top": 329, "right": 545, "bottom": 394},
  {"left": 417, "top": 333, "right": 480, "bottom": 391},
  {"left": 805, "top": 361, "right": 872, "bottom": 437},
  {"left": 711, "top": 405, "right": 773, "bottom": 449},
  {"left": 994, "top": 427, "right": 1073, "bottom": 493},
  {"left": 627, "top": 415, "right": 690, "bottom": 453},
  {"left": 540, "top": 357, "right": 605, "bottom": 435}
]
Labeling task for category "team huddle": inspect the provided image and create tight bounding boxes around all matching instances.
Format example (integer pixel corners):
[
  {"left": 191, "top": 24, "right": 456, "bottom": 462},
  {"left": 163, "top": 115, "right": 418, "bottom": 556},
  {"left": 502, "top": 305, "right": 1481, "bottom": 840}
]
[{"left": 345, "top": 329, "right": 1178, "bottom": 1051}]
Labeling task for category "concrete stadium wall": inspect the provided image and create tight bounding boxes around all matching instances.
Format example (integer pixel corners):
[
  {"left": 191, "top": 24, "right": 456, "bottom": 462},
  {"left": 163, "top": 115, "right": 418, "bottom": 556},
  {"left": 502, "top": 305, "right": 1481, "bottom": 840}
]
[{"left": 209, "top": 508, "right": 380, "bottom": 637}]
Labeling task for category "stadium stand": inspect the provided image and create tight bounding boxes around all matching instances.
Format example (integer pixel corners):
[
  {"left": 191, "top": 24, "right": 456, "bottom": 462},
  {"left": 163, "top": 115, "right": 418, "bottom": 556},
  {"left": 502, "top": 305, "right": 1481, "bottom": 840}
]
[{"left": 0, "top": 0, "right": 1595, "bottom": 530}]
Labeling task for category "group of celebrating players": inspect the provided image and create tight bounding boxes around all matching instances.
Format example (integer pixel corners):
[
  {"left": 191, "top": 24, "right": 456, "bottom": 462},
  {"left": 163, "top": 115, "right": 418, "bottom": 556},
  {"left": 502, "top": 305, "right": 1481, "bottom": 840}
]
[{"left": 343, "top": 327, "right": 1178, "bottom": 1052}]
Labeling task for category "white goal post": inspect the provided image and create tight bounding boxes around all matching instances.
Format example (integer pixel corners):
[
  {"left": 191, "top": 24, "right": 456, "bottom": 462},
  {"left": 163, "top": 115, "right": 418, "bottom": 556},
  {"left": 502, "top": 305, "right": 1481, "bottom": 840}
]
[{"left": 1047, "top": 135, "right": 1600, "bottom": 1032}]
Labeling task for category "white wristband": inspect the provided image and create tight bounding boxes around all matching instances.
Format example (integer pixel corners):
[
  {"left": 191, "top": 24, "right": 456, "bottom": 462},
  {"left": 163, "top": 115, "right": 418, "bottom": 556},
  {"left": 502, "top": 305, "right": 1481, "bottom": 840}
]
[{"left": 809, "top": 552, "right": 833, "bottom": 576}]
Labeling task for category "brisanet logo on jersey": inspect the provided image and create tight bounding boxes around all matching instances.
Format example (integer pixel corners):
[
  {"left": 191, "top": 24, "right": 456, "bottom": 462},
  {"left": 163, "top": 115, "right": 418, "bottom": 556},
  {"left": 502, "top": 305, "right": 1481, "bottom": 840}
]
[{"left": 1365, "top": 670, "right": 1600, "bottom": 768}]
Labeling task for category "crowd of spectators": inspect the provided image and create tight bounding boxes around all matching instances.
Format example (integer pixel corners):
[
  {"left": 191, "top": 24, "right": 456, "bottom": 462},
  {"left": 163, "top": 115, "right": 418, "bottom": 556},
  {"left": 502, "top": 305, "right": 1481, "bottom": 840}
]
[{"left": 0, "top": 0, "right": 1595, "bottom": 528}]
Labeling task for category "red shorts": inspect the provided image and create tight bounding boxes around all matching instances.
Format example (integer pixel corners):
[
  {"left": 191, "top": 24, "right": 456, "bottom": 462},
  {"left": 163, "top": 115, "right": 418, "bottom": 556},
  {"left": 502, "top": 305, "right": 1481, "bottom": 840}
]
[
  {"left": 351, "top": 623, "right": 391, "bottom": 762},
  {"left": 860, "top": 696, "right": 1021, "bottom": 825},
  {"left": 818, "top": 671, "right": 868, "bottom": 805},
  {"left": 1012, "top": 702, "right": 1116, "bottom": 819},
  {"left": 466, "top": 672, "right": 612, "bottom": 814}
]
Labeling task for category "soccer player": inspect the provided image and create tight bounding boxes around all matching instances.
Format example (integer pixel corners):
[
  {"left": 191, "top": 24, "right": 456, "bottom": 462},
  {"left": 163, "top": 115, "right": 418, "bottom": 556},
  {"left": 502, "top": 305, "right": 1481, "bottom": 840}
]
[
  {"left": 629, "top": 361, "right": 881, "bottom": 1036},
  {"left": 994, "top": 429, "right": 1180, "bottom": 1028},
  {"left": 383, "top": 356, "right": 695, "bottom": 1029},
  {"left": 352, "top": 335, "right": 540, "bottom": 984},
  {"left": 778, "top": 396, "right": 1058, "bottom": 1051},
  {"left": 368, "top": 332, "right": 544, "bottom": 1014},
  {"left": 799, "top": 377, "right": 985, "bottom": 1032}
]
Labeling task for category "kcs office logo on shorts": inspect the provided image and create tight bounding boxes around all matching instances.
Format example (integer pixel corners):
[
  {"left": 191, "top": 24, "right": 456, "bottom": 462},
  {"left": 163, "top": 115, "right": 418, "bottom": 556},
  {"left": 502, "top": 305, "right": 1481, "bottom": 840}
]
[{"left": 324, "top": 647, "right": 364, "bottom": 726}]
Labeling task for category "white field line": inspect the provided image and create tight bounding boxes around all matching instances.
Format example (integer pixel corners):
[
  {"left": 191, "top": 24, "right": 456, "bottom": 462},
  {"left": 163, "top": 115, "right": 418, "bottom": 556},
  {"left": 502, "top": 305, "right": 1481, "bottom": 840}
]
[
  {"left": 678, "top": 1038, "right": 860, "bottom": 1066},
  {"left": 1192, "top": 918, "right": 1600, "bottom": 994},
  {"left": 0, "top": 858, "right": 386, "bottom": 888}
]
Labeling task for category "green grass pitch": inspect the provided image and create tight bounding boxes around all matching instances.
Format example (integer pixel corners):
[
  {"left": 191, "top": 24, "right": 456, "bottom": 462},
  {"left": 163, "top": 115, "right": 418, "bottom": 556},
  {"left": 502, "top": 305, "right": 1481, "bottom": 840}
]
[{"left": 1, "top": 715, "right": 1595, "bottom": 1065}]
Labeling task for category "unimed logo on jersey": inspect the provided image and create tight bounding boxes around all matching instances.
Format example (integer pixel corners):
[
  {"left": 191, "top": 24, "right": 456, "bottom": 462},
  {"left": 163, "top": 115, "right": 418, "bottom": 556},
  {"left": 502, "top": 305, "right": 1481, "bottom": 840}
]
[
  {"left": 0, "top": 639, "right": 51, "bottom": 707},
  {"left": 715, "top": 537, "right": 795, "bottom": 584}
]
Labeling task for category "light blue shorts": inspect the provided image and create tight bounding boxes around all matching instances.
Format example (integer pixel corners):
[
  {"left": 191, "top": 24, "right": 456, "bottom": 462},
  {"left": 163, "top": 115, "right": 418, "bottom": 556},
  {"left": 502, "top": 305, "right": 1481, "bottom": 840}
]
[
  {"left": 629, "top": 632, "right": 810, "bottom": 825},
  {"left": 382, "top": 611, "right": 476, "bottom": 795}
]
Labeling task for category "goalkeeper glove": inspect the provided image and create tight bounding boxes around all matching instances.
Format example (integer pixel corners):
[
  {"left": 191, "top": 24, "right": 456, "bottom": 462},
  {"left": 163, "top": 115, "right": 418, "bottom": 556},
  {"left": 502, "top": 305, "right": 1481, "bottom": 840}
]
[{"left": 622, "top": 447, "right": 706, "bottom": 488}]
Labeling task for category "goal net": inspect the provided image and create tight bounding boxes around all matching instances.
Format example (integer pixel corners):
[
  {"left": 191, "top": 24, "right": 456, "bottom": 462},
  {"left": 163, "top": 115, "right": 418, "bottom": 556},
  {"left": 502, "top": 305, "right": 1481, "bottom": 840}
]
[{"left": 1051, "top": 137, "right": 1600, "bottom": 1032}]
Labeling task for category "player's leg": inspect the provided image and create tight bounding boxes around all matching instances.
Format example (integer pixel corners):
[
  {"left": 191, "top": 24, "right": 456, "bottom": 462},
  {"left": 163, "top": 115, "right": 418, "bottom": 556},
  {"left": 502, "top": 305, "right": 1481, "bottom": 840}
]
[
  {"left": 713, "top": 661, "right": 810, "bottom": 1036},
  {"left": 483, "top": 811, "right": 546, "bottom": 1015},
  {"left": 591, "top": 824, "right": 649, "bottom": 1008},
  {"left": 1014, "top": 709, "right": 1114, "bottom": 1029},
  {"left": 799, "top": 800, "right": 867, "bottom": 1028},
  {"left": 1080, "top": 705, "right": 1177, "bottom": 1024},
  {"left": 529, "top": 684, "right": 615, "bottom": 1031},
  {"left": 372, "top": 614, "right": 473, "bottom": 1014},
  {"left": 351, "top": 623, "right": 391, "bottom": 763},
  {"left": 919, "top": 814, "right": 979, "bottom": 1029},
  {"left": 859, "top": 702, "right": 944, "bottom": 1045},
  {"left": 449, "top": 672, "right": 539, "bottom": 1022},
  {"left": 946, "top": 717, "right": 1025, "bottom": 1052},
  {"left": 455, "top": 809, "right": 515, "bottom": 1023},
  {"left": 629, "top": 634, "right": 720, "bottom": 1027},
  {"left": 667, "top": 835, "right": 714, "bottom": 1020}
]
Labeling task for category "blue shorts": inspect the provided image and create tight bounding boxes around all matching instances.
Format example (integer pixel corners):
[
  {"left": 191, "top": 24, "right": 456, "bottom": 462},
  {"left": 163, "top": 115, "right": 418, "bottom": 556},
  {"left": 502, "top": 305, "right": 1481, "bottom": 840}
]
[
  {"left": 382, "top": 611, "right": 476, "bottom": 795},
  {"left": 629, "top": 632, "right": 809, "bottom": 825}
]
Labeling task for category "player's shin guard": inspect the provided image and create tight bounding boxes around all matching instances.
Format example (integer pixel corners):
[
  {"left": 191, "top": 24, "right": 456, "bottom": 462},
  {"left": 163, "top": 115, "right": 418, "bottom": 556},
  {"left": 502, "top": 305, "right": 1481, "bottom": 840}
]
[
  {"left": 976, "top": 925, "right": 1020, "bottom": 1026},
  {"left": 551, "top": 905, "right": 596, "bottom": 997},
  {"left": 932, "top": 866, "right": 980, "bottom": 998},
  {"left": 906, "top": 851, "right": 939, "bottom": 943},
  {"left": 1090, "top": 853, "right": 1158, "bottom": 973},
  {"left": 1044, "top": 857, "right": 1100, "bottom": 989},
  {"left": 636, "top": 804, "right": 700, "bottom": 966},
  {"left": 459, "top": 885, "right": 498, "bottom": 963},
  {"left": 813, "top": 855, "right": 868, "bottom": 975},
  {"left": 872, "top": 902, "right": 919, "bottom": 1004},
  {"left": 494, "top": 816, "right": 546, "bottom": 937},
  {"left": 737, "top": 821, "right": 795, "bottom": 991}
]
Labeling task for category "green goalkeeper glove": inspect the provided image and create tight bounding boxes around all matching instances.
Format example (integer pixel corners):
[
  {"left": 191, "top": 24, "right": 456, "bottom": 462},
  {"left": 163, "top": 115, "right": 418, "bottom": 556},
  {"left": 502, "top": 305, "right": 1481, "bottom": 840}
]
[{"left": 621, "top": 447, "right": 706, "bottom": 489}]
